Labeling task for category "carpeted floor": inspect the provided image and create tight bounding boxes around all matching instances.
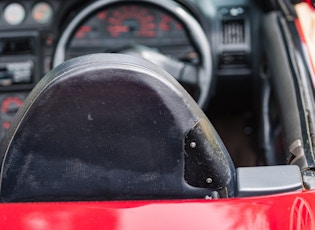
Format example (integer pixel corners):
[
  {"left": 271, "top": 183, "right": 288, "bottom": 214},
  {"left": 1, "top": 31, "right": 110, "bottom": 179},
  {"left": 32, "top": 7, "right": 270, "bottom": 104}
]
[{"left": 210, "top": 114, "right": 258, "bottom": 167}]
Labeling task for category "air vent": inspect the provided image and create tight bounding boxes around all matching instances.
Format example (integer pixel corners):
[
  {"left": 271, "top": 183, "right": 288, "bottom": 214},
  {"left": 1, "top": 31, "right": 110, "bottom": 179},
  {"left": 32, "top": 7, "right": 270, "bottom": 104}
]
[
  {"left": 219, "top": 51, "right": 248, "bottom": 68},
  {"left": 222, "top": 19, "right": 245, "bottom": 44}
]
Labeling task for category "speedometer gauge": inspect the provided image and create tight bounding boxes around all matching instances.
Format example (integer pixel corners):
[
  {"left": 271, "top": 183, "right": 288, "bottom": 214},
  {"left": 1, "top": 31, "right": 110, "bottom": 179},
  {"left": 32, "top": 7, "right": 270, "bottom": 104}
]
[{"left": 106, "top": 6, "right": 156, "bottom": 38}]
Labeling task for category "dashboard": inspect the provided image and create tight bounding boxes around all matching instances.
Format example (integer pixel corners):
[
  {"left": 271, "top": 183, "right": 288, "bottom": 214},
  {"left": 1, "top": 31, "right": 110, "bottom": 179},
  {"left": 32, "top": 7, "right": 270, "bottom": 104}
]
[{"left": 0, "top": 0, "right": 258, "bottom": 140}]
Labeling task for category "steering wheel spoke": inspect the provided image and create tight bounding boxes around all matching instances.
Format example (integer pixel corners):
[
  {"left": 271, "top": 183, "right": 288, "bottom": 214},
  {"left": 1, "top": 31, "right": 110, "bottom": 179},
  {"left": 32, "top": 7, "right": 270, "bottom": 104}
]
[{"left": 121, "top": 45, "right": 198, "bottom": 85}]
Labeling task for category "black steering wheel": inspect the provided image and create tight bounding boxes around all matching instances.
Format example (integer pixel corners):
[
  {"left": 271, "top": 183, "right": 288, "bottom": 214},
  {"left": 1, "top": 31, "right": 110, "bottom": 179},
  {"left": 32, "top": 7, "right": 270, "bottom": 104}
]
[{"left": 53, "top": 0, "right": 212, "bottom": 109}]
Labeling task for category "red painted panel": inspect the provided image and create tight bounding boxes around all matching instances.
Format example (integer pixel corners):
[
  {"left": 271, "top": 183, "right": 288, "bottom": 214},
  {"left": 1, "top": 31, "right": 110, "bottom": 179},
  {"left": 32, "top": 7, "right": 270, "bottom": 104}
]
[
  {"left": 304, "top": 0, "right": 315, "bottom": 8},
  {"left": 0, "top": 191, "right": 315, "bottom": 230}
]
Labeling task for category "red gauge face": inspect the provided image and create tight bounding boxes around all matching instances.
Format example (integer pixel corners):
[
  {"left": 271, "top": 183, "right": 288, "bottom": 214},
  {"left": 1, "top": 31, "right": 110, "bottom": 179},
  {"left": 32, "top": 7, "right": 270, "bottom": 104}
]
[
  {"left": 75, "top": 25, "right": 92, "bottom": 38},
  {"left": 106, "top": 5, "right": 157, "bottom": 38},
  {"left": 159, "top": 14, "right": 183, "bottom": 32}
]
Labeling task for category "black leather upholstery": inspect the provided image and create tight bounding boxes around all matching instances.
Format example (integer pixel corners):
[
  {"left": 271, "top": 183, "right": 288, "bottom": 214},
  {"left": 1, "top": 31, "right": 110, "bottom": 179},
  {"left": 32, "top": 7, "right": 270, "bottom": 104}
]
[{"left": 0, "top": 54, "right": 235, "bottom": 202}]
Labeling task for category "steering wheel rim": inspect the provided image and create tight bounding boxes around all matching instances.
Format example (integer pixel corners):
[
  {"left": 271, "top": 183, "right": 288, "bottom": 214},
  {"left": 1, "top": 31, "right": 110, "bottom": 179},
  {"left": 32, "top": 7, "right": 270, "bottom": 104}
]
[{"left": 53, "top": 0, "right": 212, "bottom": 109}]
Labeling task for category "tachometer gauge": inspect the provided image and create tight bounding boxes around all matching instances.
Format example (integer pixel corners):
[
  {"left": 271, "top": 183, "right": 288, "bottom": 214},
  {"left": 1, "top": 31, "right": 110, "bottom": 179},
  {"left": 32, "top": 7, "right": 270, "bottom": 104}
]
[
  {"left": 106, "top": 5, "right": 157, "bottom": 38},
  {"left": 74, "top": 17, "right": 101, "bottom": 40}
]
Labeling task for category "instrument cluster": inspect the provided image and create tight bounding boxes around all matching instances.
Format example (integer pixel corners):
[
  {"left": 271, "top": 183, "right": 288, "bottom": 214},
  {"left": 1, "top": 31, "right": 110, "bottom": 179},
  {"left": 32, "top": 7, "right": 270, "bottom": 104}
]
[{"left": 67, "top": 3, "right": 195, "bottom": 61}]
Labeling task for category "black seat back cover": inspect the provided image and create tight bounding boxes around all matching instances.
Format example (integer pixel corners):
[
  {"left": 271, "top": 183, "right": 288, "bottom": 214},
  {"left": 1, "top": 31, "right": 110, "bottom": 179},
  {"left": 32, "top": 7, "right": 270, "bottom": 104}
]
[{"left": 0, "top": 54, "right": 235, "bottom": 202}]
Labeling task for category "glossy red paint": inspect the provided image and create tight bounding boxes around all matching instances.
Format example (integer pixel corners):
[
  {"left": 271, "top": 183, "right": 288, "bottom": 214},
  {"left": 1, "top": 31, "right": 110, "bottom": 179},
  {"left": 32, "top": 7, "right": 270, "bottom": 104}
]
[
  {"left": 304, "top": 0, "right": 315, "bottom": 8},
  {"left": 295, "top": 15, "right": 315, "bottom": 86},
  {"left": 0, "top": 191, "right": 315, "bottom": 230}
]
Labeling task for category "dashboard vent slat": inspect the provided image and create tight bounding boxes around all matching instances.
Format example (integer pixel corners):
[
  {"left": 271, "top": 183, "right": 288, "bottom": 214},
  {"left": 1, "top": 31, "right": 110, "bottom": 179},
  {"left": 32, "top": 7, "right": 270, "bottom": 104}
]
[{"left": 222, "top": 19, "right": 245, "bottom": 44}]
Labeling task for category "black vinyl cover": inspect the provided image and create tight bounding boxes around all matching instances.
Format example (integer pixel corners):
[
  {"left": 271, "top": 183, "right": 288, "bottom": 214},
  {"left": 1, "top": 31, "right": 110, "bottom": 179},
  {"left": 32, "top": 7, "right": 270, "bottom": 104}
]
[{"left": 0, "top": 54, "right": 235, "bottom": 202}]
